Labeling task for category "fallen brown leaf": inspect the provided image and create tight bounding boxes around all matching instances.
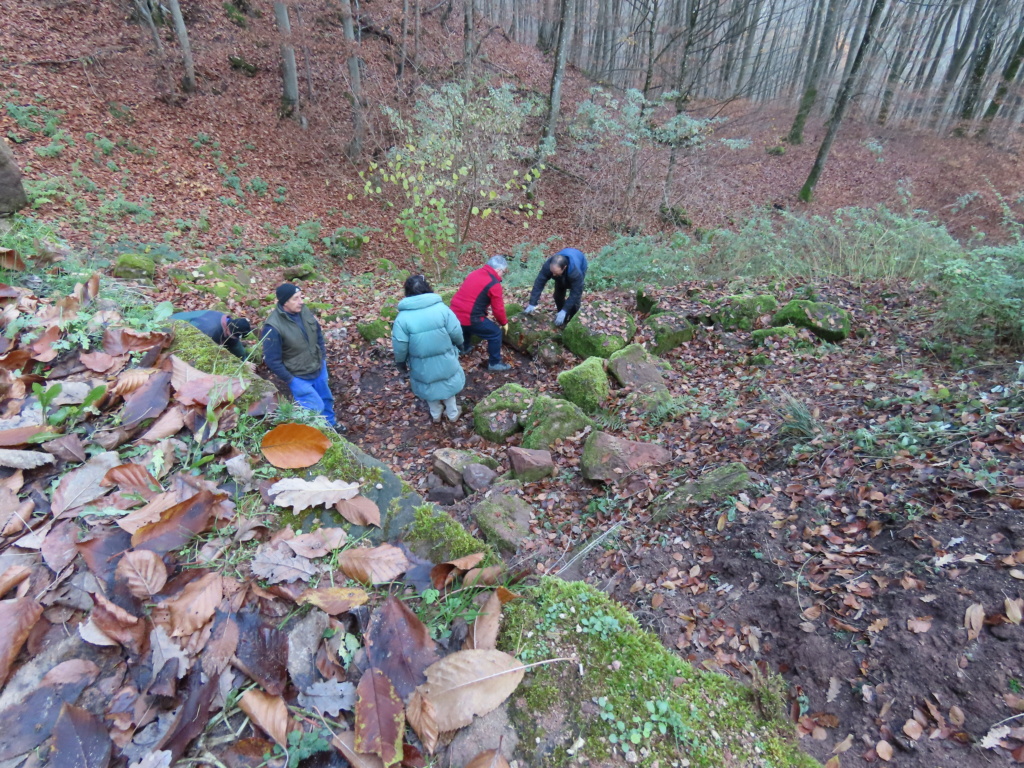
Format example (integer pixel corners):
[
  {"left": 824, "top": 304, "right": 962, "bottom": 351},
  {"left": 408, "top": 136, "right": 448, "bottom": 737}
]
[
  {"left": 115, "top": 550, "right": 169, "bottom": 599},
  {"left": 238, "top": 690, "right": 294, "bottom": 749},
  {"left": 354, "top": 668, "right": 404, "bottom": 767}
]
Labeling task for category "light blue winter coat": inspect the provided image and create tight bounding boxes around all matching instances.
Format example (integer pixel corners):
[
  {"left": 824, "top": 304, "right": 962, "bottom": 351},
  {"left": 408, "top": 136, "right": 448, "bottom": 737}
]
[{"left": 392, "top": 293, "right": 466, "bottom": 401}]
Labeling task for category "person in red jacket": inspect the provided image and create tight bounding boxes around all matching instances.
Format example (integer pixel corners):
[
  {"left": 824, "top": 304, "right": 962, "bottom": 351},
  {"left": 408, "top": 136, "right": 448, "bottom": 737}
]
[{"left": 449, "top": 255, "right": 511, "bottom": 372}]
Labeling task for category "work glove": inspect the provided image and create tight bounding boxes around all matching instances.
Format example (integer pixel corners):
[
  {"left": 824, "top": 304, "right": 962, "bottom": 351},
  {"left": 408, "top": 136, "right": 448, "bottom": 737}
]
[
  {"left": 555, "top": 310, "right": 567, "bottom": 326},
  {"left": 523, "top": 304, "right": 537, "bottom": 314},
  {"left": 289, "top": 377, "right": 315, "bottom": 398},
  {"left": 501, "top": 324, "right": 508, "bottom": 334}
]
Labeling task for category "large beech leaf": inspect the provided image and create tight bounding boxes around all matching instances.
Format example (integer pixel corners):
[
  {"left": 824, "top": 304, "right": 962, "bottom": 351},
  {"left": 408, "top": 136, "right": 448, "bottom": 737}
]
[
  {"left": 250, "top": 541, "right": 318, "bottom": 584},
  {"left": 339, "top": 544, "right": 411, "bottom": 585},
  {"left": 463, "top": 591, "right": 502, "bottom": 651},
  {"left": 238, "top": 690, "right": 294, "bottom": 748},
  {"left": 465, "top": 750, "right": 511, "bottom": 768},
  {"left": 51, "top": 451, "right": 121, "bottom": 516},
  {"left": 102, "top": 464, "right": 161, "bottom": 500},
  {"left": 269, "top": 476, "right": 360, "bottom": 513},
  {"left": 163, "top": 572, "right": 222, "bottom": 637},
  {"left": 355, "top": 668, "right": 404, "bottom": 767},
  {"left": 366, "top": 596, "right": 439, "bottom": 700},
  {"left": 335, "top": 495, "right": 381, "bottom": 527},
  {"left": 260, "top": 423, "right": 331, "bottom": 468},
  {"left": 103, "top": 328, "right": 171, "bottom": 356},
  {"left": 405, "top": 690, "right": 438, "bottom": 755},
  {"left": 121, "top": 370, "right": 171, "bottom": 429},
  {"left": 415, "top": 650, "right": 525, "bottom": 733},
  {"left": 132, "top": 490, "right": 221, "bottom": 555},
  {"left": 234, "top": 611, "right": 288, "bottom": 695},
  {"left": 52, "top": 704, "right": 112, "bottom": 768},
  {"left": 298, "top": 679, "right": 357, "bottom": 716},
  {"left": 91, "top": 592, "right": 148, "bottom": 656},
  {"left": 139, "top": 407, "right": 186, "bottom": 442},
  {"left": 155, "top": 668, "right": 220, "bottom": 760},
  {"left": 284, "top": 527, "right": 348, "bottom": 558},
  {"left": 201, "top": 611, "right": 239, "bottom": 676},
  {"left": 115, "top": 550, "right": 169, "bottom": 599},
  {"left": 0, "top": 596, "right": 43, "bottom": 687},
  {"left": 297, "top": 586, "right": 369, "bottom": 615},
  {"left": 332, "top": 731, "right": 385, "bottom": 768},
  {"left": 0, "top": 425, "right": 52, "bottom": 447}
]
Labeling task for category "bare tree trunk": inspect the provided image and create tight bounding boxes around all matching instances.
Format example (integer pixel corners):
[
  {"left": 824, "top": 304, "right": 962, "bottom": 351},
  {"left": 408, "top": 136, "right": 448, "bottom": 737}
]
[
  {"left": 399, "top": 0, "right": 409, "bottom": 77},
  {"left": 542, "top": 0, "right": 574, "bottom": 153},
  {"left": 464, "top": 0, "right": 475, "bottom": 79},
  {"left": 877, "top": 1, "right": 921, "bottom": 125},
  {"left": 931, "top": 0, "right": 988, "bottom": 129},
  {"left": 340, "top": 0, "right": 365, "bottom": 158},
  {"left": 800, "top": 0, "right": 886, "bottom": 202},
  {"left": 134, "top": 0, "right": 164, "bottom": 56},
  {"left": 788, "top": 0, "right": 843, "bottom": 144},
  {"left": 294, "top": 6, "right": 315, "bottom": 104},
  {"left": 165, "top": 0, "right": 195, "bottom": 92},
  {"left": 955, "top": 0, "right": 1008, "bottom": 133},
  {"left": 414, "top": 0, "right": 421, "bottom": 73},
  {"left": 274, "top": 2, "right": 301, "bottom": 120},
  {"left": 978, "top": 14, "right": 1024, "bottom": 133}
]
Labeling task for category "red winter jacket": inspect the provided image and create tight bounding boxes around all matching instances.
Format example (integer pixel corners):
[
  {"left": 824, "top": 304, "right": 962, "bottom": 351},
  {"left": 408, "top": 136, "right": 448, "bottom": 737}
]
[{"left": 449, "top": 265, "right": 507, "bottom": 326}]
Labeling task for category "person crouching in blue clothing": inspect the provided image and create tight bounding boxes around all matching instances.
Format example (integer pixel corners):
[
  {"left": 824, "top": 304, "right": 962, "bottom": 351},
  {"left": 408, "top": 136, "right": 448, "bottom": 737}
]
[
  {"left": 522, "top": 247, "right": 588, "bottom": 326},
  {"left": 392, "top": 275, "right": 466, "bottom": 423},
  {"left": 261, "top": 283, "right": 341, "bottom": 431}
]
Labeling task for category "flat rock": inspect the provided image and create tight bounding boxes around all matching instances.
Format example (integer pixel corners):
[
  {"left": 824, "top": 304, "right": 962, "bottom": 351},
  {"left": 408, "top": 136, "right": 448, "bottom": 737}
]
[
  {"left": 462, "top": 463, "right": 497, "bottom": 493},
  {"left": 287, "top": 609, "right": 329, "bottom": 692},
  {"left": 426, "top": 485, "right": 465, "bottom": 506},
  {"left": 0, "top": 139, "right": 28, "bottom": 216},
  {"left": 650, "top": 462, "right": 751, "bottom": 522},
  {"left": 433, "top": 448, "right": 499, "bottom": 486},
  {"left": 472, "top": 493, "right": 532, "bottom": 554},
  {"left": 581, "top": 431, "right": 672, "bottom": 481},
  {"left": 508, "top": 447, "right": 555, "bottom": 483},
  {"left": 444, "top": 705, "right": 518, "bottom": 767}
]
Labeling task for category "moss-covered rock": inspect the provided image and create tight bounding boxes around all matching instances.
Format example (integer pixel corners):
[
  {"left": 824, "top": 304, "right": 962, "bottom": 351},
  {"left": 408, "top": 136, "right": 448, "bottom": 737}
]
[
  {"left": 772, "top": 300, "right": 852, "bottom": 342},
  {"left": 113, "top": 253, "right": 156, "bottom": 281},
  {"left": 521, "top": 395, "right": 593, "bottom": 450},
  {"left": 499, "top": 578, "right": 819, "bottom": 768},
  {"left": 645, "top": 310, "right": 695, "bottom": 355},
  {"left": 635, "top": 286, "right": 659, "bottom": 315},
  {"left": 380, "top": 297, "right": 400, "bottom": 322},
  {"left": 168, "top": 321, "right": 276, "bottom": 415},
  {"left": 405, "top": 503, "right": 497, "bottom": 565},
  {"left": 713, "top": 294, "right": 777, "bottom": 331},
  {"left": 473, "top": 383, "right": 536, "bottom": 443},
  {"left": 357, "top": 318, "right": 390, "bottom": 343},
  {"left": 433, "top": 448, "right": 500, "bottom": 485},
  {"left": 471, "top": 492, "right": 533, "bottom": 555},
  {"left": 504, "top": 305, "right": 561, "bottom": 357},
  {"left": 556, "top": 357, "right": 609, "bottom": 413},
  {"left": 283, "top": 264, "right": 316, "bottom": 281},
  {"left": 581, "top": 431, "right": 671, "bottom": 481},
  {"left": 650, "top": 462, "right": 750, "bottom": 522},
  {"left": 561, "top": 301, "right": 636, "bottom": 359},
  {"left": 751, "top": 325, "right": 800, "bottom": 345}
]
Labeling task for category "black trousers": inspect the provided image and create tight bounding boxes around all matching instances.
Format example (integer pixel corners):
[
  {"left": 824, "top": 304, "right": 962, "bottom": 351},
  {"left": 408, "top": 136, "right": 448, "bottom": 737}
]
[{"left": 553, "top": 284, "right": 581, "bottom": 321}]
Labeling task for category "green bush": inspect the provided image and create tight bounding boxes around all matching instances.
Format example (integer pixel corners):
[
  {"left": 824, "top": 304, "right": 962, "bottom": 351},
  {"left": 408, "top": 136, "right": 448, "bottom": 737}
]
[
  {"left": 261, "top": 220, "right": 322, "bottom": 266},
  {"left": 34, "top": 129, "right": 73, "bottom": 158},
  {"left": 322, "top": 225, "right": 379, "bottom": 260}
]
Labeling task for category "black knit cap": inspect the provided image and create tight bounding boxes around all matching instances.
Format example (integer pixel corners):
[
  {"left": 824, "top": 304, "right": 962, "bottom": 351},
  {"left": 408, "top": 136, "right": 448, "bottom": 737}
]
[
  {"left": 227, "top": 317, "right": 253, "bottom": 337},
  {"left": 276, "top": 283, "right": 299, "bottom": 306}
]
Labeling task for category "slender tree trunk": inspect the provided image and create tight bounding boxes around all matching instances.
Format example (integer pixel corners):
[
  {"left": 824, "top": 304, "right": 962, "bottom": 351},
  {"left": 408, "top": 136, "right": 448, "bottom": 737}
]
[
  {"left": 398, "top": 0, "right": 409, "bottom": 77},
  {"left": 979, "top": 15, "right": 1024, "bottom": 133},
  {"left": 414, "top": 0, "right": 421, "bottom": 72},
  {"left": 274, "top": 2, "right": 300, "bottom": 119},
  {"left": 134, "top": 0, "right": 164, "bottom": 55},
  {"left": 641, "top": 0, "right": 658, "bottom": 96},
  {"left": 542, "top": 0, "right": 573, "bottom": 153},
  {"left": 165, "top": 0, "right": 195, "bottom": 92},
  {"left": 800, "top": 0, "right": 886, "bottom": 202},
  {"left": 877, "top": 2, "right": 921, "bottom": 125},
  {"left": 932, "top": 0, "right": 988, "bottom": 129},
  {"left": 788, "top": 0, "right": 843, "bottom": 144},
  {"left": 464, "top": 0, "right": 475, "bottom": 79},
  {"left": 340, "top": 0, "right": 365, "bottom": 158},
  {"left": 955, "top": 0, "right": 1008, "bottom": 132}
]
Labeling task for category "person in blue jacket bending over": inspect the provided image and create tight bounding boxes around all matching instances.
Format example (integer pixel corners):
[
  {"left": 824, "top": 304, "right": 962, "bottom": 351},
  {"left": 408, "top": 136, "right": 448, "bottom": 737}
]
[
  {"left": 521, "top": 247, "right": 589, "bottom": 326},
  {"left": 170, "top": 309, "right": 252, "bottom": 359},
  {"left": 261, "top": 283, "right": 342, "bottom": 431}
]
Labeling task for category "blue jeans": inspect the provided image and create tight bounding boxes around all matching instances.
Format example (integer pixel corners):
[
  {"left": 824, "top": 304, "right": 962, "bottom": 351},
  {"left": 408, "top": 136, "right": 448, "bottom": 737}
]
[
  {"left": 461, "top": 319, "right": 503, "bottom": 365},
  {"left": 288, "top": 364, "right": 336, "bottom": 425}
]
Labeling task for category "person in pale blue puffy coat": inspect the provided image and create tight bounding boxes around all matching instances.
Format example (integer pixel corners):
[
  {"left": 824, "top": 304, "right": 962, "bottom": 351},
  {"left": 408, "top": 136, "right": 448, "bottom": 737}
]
[{"left": 392, "top": 275, "right": 466, "bottom": 423}]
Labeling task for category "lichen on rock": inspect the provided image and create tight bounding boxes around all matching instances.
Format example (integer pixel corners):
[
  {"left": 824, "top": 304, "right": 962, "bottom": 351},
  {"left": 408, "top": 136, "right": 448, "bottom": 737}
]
[
  {"left": 645, "top": 309, "right": 694, "bottom": 355},
  {"left": 473, "top": 382, "right": 536, "bottom": 442},
  {"left": 113, "top": 253, "right": 156, "bottom": 281},
  {"left": 713, "top": 294, "right": 778, "bottom": 331}
]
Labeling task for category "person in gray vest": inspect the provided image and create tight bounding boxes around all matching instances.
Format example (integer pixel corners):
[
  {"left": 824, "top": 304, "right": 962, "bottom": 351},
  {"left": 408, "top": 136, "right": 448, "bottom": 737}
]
[
  {"left": 170, "top": 309, "right": 252, "bottom": 359},
  {"left": 261, "top": 283, "right": 339, "bottom": 429}
]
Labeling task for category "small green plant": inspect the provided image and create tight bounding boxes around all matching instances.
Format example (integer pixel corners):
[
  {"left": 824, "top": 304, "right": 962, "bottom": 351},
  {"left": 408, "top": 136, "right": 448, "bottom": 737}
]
[
  {"left": 191, "top": 132, "right": 213, "bottom": 148},
  {"left": 273, "top": 185, "right": 288, "bottom": 203},
  {"left": 224, "top": 1, "right": 248, "bottom": 27},
  {"left": 580, "top": 613, "right": 621, "bottom": 640},
  {"left": 245, "top": 177, "right": 268, "bottom": 196},
  {"left": 5, "top": 99, "right": 64, "bottom": 136},
  {"left": 107, "top": 101, "right": 133, "bottom": 122},
  {"left": 322, "top": 225, "right": 378, "bottom": 260},
  {"left": 261, "top": 220, "right": 322, "bottom": 266},
  {"left": 34, "top": 129, "right": 73, "bottom": 158},
  {"left": 766, "top": 145, "right": 786, "bottom": 156},
  {"left": 85, "top": 132, "right": 117, "bottom": 155},
  {"left": 99, "top": 193, "right": 155, "bottom": 223}
]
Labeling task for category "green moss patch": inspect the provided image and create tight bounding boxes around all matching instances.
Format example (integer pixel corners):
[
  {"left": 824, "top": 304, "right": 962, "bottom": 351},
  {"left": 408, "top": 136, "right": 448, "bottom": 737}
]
[
  {"left": 113, "top": 253, "right": 155, "bottom": 281},
  {"left": 499, "top": 578, "right": 817, "bottom": 768},
  {"left": 561, "top": 301, "right": 636, "bottom": 359},
  {"left": 713, "top": 294, "right": 778, "bottom": 331},
  {"left": 357, "top": 318, "right": 390, "bottom": 342},
  {"left": 406, "top": 503, "right": 497, "bottom": 565},
  {"left": 645, "top": 310, "right": 695, "bottom": 355},
  {"left": 751, "top": 326, "right": 800, "bottom": 346},
  {"left": 473, "top": 383, "right": 536, "bottom": 442},
  {"left": 772, "top": 300, "right": 852, "bottom": 342},
  {"left": 521, "top": 395, "right": 593, "bottom": 450},
  {"left": 556, "top": 357, "right": 609, "bottom": 413}
]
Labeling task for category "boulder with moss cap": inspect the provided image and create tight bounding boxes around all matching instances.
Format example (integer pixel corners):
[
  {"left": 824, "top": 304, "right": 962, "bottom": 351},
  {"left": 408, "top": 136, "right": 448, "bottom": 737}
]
[
  {"left": 712, "top": 294, "right": 777, "bottom": 331},
  {"left": 560, "top": 300, "right": 636, "bottom": 359},
  {"left": 645, "top": 310, "right": 695, "bottom": 355},
  {"left": 556, "top": 357, "right": 609, "bottom": 413},
  {"left": 473, "top": 382, "right": 535, "bottom": 442},
  {"left": 772, "top": 299, "right": 852, "bottom": 342},
  {"left": 520, "top": 395, "right": 593, "bottom": 450}
]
